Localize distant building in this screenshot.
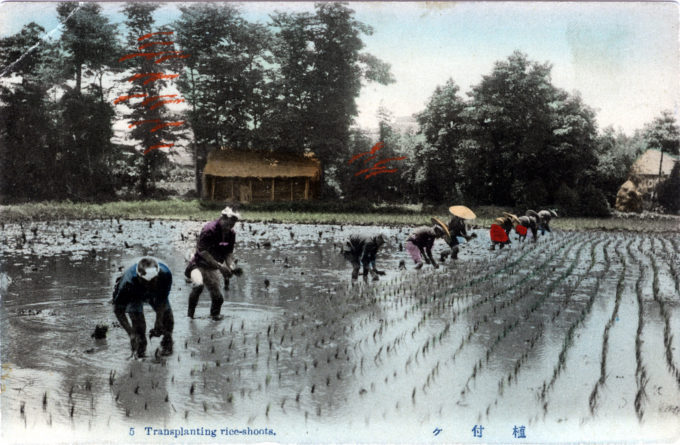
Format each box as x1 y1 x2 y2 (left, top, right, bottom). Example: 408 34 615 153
629 149 678 198
202 149 321 202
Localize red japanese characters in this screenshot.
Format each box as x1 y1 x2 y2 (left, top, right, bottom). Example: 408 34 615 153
349 142 407 179
115 31 188 155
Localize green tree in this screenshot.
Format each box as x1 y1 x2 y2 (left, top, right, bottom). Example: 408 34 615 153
0 23 59 201
643 110 680 178
52 3 120 200
121 3 177 197
415 79 468 203
56 3 120 96
657 162 680 213
464 51 599 210
341 106 404 202
466 52 556 205
58 88 117 199
268 3 395 195
267 11 317 155
174 3 271 194
592 127 645 205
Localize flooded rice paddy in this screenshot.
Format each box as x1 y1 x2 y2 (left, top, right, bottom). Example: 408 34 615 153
1 219 679 443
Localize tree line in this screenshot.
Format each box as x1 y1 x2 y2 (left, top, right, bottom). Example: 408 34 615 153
353 54 678 215
1 3 678 214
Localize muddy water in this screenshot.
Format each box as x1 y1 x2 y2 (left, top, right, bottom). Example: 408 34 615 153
1 220 679 443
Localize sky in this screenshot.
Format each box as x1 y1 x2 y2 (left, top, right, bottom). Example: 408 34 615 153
1 1 678 135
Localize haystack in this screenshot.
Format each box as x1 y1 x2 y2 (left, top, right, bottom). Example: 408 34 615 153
615 180 643 213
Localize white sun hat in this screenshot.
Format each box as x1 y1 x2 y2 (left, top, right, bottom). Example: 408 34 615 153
137 257 160 281
221 206 241 220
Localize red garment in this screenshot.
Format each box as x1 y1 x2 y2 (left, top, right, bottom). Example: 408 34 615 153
515 225 528 236
490 224 509 243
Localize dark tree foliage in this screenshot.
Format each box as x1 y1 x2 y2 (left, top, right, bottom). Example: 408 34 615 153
121 3 176 197
268 3 395 195
56 3 120 96
657 162 680 213
339 107 404 202
0 23 60 201
416 51 603 214
267 11 316 154
2 6 668 209
466 52 561 205
414 79 468 203
592 127 645 206
52 3 120 199
58 88 117 199
335 129 375 200
174 3 272 194
644 110 680 179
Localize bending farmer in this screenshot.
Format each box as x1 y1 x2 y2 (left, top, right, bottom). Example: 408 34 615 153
343 233 386 281
490 213 520 250
113 257 174 358
406 225 446 269
537 209 558 235
446 215 477 260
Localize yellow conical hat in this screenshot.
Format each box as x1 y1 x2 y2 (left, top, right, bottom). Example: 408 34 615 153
503 212 521 226
431 217 451 237
449 205 476 220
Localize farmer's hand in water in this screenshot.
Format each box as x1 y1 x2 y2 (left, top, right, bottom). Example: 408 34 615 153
149 327 162 338
219 264 233 277
468 233 478 239
374 269 386 276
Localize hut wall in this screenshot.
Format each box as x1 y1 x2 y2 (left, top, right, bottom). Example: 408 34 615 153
204 175 319 202
251 178 271 202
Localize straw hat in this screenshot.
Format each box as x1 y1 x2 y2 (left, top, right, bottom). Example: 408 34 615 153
502 212 521 226
449 205 476 220
431 217 451 239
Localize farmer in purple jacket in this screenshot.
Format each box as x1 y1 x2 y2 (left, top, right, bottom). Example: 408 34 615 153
185 207 240 320
406 224 446 269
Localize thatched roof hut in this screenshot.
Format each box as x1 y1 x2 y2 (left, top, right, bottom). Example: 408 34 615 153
629 149 678 196
631 149 677 177
202 149 321 202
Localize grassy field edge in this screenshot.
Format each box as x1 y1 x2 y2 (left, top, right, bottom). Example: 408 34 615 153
1 199 678 232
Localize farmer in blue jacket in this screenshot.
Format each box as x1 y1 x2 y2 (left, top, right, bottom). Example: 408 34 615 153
113 257 174 358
